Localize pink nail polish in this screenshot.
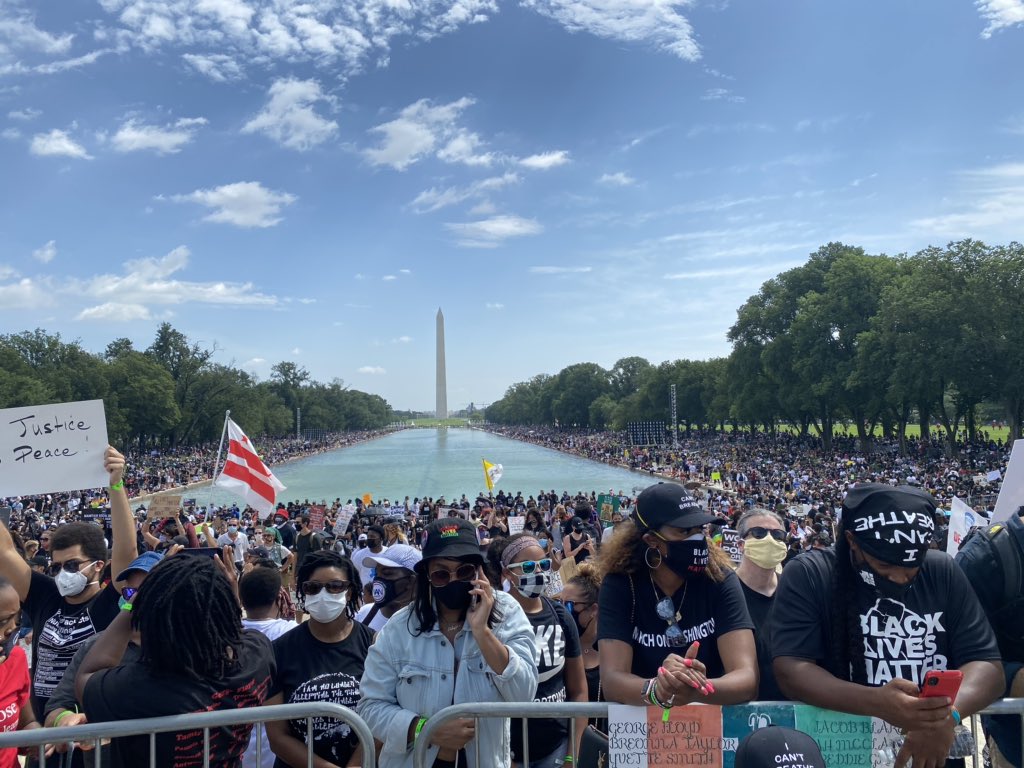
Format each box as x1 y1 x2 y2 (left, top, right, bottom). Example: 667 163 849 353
705 683 715 695
690 681 700 689
658 667 667 676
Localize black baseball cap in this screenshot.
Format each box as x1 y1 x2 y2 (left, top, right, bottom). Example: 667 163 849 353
735 726 826 768
632 482 718 532
417 518 483 570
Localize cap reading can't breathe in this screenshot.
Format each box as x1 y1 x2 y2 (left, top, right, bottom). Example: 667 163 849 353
734 726 826 768
842 483 936 566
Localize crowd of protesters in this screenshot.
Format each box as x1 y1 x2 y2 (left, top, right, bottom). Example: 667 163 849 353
0 432 1021 768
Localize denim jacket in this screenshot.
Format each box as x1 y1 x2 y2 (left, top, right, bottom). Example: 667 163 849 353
358 592 539 768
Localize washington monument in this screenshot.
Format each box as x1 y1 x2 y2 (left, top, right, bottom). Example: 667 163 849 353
436 308 448 419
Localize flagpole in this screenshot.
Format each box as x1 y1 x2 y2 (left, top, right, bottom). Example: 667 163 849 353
206 410 230 523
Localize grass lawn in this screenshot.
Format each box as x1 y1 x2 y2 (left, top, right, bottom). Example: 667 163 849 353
409 418 472 427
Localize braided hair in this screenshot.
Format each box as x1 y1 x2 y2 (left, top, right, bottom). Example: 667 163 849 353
829 522 868 684
295 550 362 619
131 555 242 681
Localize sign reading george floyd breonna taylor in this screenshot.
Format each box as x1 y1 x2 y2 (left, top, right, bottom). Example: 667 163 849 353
0 399 109 497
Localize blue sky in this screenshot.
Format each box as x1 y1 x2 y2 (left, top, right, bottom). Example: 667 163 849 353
1 0 1022 413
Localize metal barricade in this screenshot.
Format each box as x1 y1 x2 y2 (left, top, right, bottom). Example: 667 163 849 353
413 701 607 768
413 699 1024 768
0 701 376 768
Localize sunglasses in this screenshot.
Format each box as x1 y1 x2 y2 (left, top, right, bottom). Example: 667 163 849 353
302 580 350 596
745 527 787 542
558 599 591 615
656 597 686 647
47 559 97 577
507 558 552 575
428 563 477 588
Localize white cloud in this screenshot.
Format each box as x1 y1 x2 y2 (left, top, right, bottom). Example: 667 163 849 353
243 357 266 367
911 161 1024 235
32 240 56 263
111 117 207 154
437 129 493 166
519 150 570 170
0 277 51 309
664 266 755 280
0 11 74 56
364 97 479 170
468 200 496 216
598 171 635 187
393 335 412 343
291 347 301 355
0 128 19 140
7 108 41 121
358 365 386 374
521 0 700 60
529 265 592 274
169 181 297 227
182 53 243 81
702 87 744 103
445 214 543 247
0 265 18 280
298 297 316 304
382 274 397 280
411 172 520 213
29 129 92 159
399 268 411 274
242 78 338 151
485 302 504 309
76 302 152 322
977 0 1024 37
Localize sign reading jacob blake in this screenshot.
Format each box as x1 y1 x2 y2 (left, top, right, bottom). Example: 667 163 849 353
0 399 109 497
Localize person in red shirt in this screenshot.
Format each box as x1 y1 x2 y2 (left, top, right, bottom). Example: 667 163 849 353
0 576 41 767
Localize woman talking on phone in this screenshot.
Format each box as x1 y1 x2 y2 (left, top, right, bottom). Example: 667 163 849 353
359 518 537 768
596 482 757 710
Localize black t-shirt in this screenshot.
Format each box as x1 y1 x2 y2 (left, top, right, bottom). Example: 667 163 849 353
770 549 1001 686
739 581 786 701
598 570 753 681
23 571 120 715
511 598 581 761
84 630 275 768
270 620 374 768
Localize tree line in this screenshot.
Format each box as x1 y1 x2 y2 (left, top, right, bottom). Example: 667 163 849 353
484 240 1024 454
0 323 394 447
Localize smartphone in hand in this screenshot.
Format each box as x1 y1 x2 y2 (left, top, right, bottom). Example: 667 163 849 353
920 670 963 700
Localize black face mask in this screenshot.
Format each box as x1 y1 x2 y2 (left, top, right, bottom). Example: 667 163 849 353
570 605 591 638
660 536 709 579
855 557 914 602
372 575 411 606
434 580 474 611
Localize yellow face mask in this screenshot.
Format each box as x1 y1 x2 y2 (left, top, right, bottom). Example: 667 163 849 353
743 535 788 570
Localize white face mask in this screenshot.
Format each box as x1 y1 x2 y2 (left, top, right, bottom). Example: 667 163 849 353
55 562 97 598
304 590 348 623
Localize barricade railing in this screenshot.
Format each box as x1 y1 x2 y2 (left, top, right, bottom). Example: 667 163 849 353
413 699 1024 768
0 702 376 768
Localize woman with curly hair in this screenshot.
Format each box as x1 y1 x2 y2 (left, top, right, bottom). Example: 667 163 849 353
596 482 757 709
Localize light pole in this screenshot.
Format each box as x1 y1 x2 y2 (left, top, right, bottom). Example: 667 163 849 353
670 384 678 448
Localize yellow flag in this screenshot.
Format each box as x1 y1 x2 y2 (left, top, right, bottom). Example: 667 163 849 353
482 459 503 491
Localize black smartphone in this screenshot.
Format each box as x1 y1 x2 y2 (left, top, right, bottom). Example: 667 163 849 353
180 547 222 558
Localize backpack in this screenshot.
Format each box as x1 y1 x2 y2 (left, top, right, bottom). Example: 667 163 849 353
955 512 1024 661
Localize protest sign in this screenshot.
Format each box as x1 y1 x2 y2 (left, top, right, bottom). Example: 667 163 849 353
947 496 984 555
598 493 620 522
993 439 1024 523
82 509 111 524
0 399 109 497
508 516 525 535
146 494 183 521
719 527 743 563
308 505 326 531
334 504 356 537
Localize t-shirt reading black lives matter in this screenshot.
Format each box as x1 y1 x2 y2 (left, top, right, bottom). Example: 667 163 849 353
23 571 119 715
598 570 753 681
270 620 374 768
511 597 582 762
83 630 275 768
770 549 1001 686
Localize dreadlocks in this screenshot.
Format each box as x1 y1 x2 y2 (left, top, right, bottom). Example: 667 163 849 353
830 521 868 684
132 555 242 681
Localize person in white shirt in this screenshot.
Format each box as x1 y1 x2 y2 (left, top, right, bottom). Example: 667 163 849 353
239 567 297 768
217 520 249 570
352 525 387 586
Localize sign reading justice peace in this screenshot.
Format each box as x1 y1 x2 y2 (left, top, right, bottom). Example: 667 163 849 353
0 399 109 497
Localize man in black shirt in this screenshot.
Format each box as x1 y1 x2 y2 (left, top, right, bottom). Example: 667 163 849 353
772 484 1003 767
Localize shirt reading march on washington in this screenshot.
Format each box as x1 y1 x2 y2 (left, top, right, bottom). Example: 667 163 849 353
23 571 119 716
770 549 1001 686
598 570 753 680
83 631 275 768
270 620 374 768
511 597 581 763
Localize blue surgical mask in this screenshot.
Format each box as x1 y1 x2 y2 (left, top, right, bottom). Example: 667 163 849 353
228 525 238 534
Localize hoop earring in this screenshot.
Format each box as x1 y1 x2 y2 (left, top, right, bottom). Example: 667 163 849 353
645 547 662 569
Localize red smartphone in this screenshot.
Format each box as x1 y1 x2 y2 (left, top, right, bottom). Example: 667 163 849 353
920 670 963 700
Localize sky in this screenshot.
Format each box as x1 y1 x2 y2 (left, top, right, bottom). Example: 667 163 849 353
0 1 1022 413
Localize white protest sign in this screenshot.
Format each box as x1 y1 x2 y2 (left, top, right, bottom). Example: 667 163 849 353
993 440 1024 523
334 504 357 537
508 516 525 535
0 399 109 497
946 496 986 555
